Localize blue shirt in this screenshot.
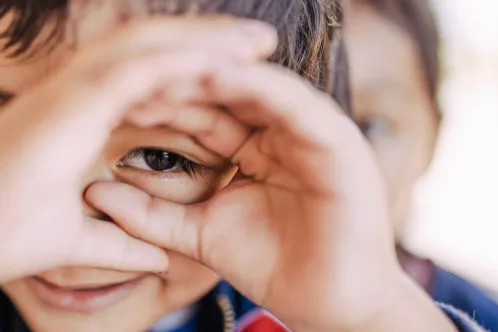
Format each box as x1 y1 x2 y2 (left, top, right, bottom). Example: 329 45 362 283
0 279 493 332
433 268 498 331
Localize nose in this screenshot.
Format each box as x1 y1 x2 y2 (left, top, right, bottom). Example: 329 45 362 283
82 158 115 220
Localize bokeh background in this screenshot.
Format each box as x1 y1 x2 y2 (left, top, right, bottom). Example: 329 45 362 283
405 0 498 294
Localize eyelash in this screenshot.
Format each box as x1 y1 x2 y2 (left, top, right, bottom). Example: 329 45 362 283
117 148 205 179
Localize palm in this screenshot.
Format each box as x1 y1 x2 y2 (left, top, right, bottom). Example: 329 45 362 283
195 131 327 314
193 126 395 326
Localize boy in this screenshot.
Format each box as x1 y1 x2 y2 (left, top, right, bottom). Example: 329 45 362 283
345 0 498 329
0 0 483 331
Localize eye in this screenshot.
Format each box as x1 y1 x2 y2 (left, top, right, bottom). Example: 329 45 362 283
358 116 391 143
117 148 205 178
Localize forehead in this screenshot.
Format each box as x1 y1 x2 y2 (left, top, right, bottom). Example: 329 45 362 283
0 0 205 92
0 0 278 91
345 6 422 95
0 16 70 92
0 1 126 92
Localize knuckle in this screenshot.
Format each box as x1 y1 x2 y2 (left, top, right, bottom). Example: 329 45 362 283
197 109 221 139
134 194 155 235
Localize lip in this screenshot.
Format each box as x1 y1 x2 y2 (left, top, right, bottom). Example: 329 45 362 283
28 276 145 313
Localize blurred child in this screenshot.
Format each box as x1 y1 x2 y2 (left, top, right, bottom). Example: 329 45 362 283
346 0 498 329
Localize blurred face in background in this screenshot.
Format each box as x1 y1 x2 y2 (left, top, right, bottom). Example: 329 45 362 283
345 3 440 238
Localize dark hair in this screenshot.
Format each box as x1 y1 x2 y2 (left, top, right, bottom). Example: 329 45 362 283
0 0 351 113
367 0 440 106
0 1 349 96
329 33 351 115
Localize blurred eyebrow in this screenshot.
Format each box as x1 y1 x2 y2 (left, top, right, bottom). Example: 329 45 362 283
364 80 402 94
361 81 409 102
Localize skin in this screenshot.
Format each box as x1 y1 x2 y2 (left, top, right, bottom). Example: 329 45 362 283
344 4 440 237
0 10 458 332
0 15 273 332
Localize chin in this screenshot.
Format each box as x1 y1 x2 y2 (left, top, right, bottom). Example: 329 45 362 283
3 274 163 332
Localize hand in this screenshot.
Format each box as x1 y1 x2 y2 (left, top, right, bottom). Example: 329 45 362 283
87 61 457 332
0 16 276 283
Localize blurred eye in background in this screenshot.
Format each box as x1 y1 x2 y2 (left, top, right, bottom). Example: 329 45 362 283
358 116 392 143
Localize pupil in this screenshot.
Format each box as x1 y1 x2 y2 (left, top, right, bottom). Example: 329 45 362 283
144 149 178 172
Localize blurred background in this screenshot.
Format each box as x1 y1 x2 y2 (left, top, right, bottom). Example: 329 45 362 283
406 0 498 295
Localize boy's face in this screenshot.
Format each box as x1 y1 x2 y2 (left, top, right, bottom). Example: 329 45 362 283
0 14 237 332
345 5 439 237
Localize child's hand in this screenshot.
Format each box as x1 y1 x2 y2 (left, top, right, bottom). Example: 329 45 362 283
0 17 276 283
87 62 456 331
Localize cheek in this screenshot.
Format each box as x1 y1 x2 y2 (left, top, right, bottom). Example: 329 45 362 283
370 133 418 226
372 130 432 233
116 166 238 205
371 133 411 196
121 173 220 203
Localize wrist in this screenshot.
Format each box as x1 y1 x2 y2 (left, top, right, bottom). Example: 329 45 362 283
349 272 458 332
289 271 457 332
